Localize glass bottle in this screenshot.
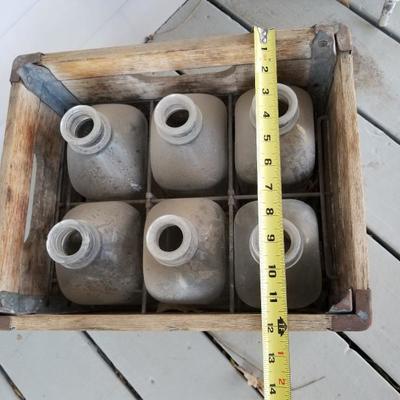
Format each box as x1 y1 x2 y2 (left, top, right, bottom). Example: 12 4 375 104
60 104 147 200
234 199 322 309
143 198 226 304
46 201 143 305
150 94 227 192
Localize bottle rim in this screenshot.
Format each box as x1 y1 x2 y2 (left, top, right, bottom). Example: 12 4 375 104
153 94 202 145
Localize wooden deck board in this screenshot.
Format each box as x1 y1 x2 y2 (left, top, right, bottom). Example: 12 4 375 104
0 370 19 400
212 330 400 398
348 237 400 384
0 332 134 400
89 331 260 399
348 0 400 37
214 0 400 141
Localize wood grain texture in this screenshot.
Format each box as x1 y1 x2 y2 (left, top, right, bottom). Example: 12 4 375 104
20 102 62 295
326 52 369 300
2 313 333 331
211 330 400 398
89 331 259 399
62 60 311 104
40 29 315 81
0 83 41 293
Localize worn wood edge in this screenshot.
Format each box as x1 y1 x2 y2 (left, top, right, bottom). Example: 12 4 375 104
0 313 333 331
0 83 41 293
20 102 62 296
332 289 371 331
335 23 353 52
10 52 42 82
40 28 315 81
327 51 369 292
62 59 311 103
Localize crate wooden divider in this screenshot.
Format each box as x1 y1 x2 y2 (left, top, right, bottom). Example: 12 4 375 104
0 25 370 331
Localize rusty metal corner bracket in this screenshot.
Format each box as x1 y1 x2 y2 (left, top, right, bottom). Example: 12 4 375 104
12 60 80 115
331 289 372 331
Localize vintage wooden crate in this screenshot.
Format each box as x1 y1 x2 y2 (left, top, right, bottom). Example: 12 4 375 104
0 24 370 331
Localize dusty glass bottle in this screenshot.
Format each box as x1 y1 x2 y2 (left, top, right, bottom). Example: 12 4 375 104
60 104 147 200
235 84 315 187
143 198 226 304
150 93 227 192
46 202 143 305
234 200 322 309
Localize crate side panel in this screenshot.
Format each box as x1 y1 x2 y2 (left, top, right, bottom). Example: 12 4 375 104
61 60 311 104
20 102 62 295
4 313 333 331
327 52 368 297
39 30 315 81
0 83 41 293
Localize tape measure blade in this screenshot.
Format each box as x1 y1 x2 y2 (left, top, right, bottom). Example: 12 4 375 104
254 26 291 400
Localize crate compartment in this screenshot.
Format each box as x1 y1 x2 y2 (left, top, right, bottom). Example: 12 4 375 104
0 25 370 331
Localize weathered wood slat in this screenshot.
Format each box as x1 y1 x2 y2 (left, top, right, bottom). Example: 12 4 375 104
211 329 400 398
62 61 310 104
0 83 41 293
3 313 333 331
0 331 134 400
20 102 62 295
89 331 260 399
216 0 400 140
39 29 315 81
326 51 368 297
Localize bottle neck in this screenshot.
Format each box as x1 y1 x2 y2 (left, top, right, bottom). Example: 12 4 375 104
46 219 102 269
153 94 203 145
249 219 304 269
146 214 199 267
250 84 300 135
60 105 112 154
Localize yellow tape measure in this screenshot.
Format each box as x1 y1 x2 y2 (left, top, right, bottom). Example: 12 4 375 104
254 27 291 399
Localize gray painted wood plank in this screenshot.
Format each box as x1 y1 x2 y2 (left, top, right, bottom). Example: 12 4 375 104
0 370 20 400
89 331 260 399
0 332 134 400
212 328 400 398
348 0 400 37
359 116 400 255
348 237 400 384
215 0 400 141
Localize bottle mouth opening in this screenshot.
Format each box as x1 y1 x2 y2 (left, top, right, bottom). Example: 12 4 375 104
154 94 202 145
75 118 94 138
249 84 299 135
158 224 184 252
146 214 198 267
46 219 101 269
166 109 190 128
62 229 83 256
249 219 303 269
60 105 112 154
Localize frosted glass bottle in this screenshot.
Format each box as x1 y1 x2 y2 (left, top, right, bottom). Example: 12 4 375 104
234 200 322 309
150 94 227 192
143 198 226 304
60 104 147 200
235 84 315 187
46 202 143 305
